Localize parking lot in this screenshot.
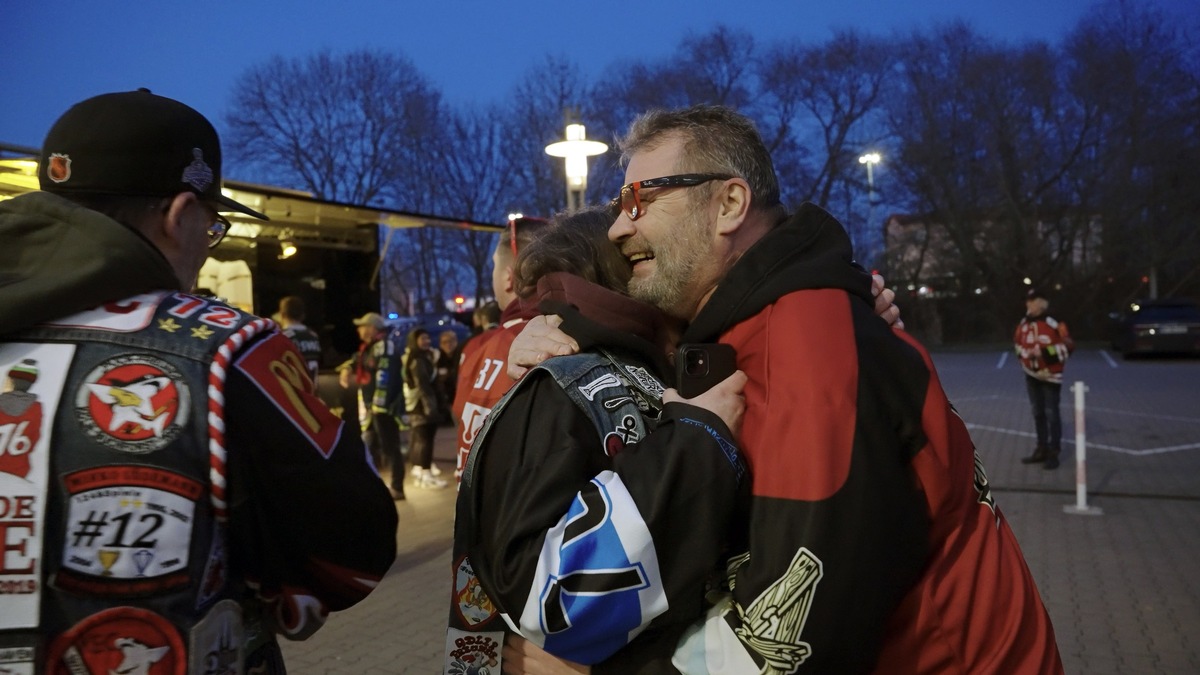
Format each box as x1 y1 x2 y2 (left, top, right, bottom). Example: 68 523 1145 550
283 348 1200 674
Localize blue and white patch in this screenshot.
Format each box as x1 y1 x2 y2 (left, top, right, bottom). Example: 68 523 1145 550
518 470 665 664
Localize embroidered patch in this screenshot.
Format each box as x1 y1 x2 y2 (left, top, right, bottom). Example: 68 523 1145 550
233 332 343 457
45 292 165 332
0 343 75 631
46 606 186 675
189 599 243 675
182 148 214 192
444 627 502 675
602 414 641 458
622 365 665 398
57 466 199 596
75 355 190 454
0 642 35 673
453 555 498 627
577 373 621 401
46 153 71 183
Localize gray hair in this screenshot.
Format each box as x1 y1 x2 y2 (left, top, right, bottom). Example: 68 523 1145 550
619 105 781 212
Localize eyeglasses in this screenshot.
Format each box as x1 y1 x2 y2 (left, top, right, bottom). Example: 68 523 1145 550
609 173 734 221
201 202 231 249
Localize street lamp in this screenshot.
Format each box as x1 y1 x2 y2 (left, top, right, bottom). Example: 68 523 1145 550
545 118 608 211
858 152 882 233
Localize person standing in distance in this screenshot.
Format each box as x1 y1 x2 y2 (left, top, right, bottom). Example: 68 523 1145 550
277 295 322 381
0 89 397 674
1013 287 1074 470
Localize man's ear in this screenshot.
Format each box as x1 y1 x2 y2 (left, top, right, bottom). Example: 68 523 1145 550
161 191 199 245
714 178 751 235
503 265 516 295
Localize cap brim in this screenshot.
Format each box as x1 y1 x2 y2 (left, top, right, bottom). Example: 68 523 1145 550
216 193 269 221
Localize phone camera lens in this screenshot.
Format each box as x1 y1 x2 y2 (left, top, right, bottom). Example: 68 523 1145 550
684 348 709 377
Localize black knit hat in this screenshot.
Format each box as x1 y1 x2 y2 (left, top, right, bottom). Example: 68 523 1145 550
1026 287 1048 301
39 88 267 220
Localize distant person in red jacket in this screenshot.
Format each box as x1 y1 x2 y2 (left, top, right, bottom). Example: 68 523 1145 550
1013 287 1074 470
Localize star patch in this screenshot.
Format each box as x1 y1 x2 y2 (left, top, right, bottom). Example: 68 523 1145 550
158 318 182 333
191 325 214 340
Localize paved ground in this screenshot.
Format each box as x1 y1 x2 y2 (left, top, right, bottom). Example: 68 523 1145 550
282 349 1200 674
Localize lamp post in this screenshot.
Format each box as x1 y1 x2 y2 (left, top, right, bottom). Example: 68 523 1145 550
858 152 882 246
545 114 608 211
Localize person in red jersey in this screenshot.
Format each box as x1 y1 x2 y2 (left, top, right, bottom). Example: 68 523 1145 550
1013 287 1074 470
450 216 551 483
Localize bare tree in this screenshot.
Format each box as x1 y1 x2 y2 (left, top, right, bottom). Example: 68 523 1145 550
1064 0 1200 304
225 49 443 206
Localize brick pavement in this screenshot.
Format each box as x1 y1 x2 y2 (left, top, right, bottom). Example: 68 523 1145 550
282 349 1200 674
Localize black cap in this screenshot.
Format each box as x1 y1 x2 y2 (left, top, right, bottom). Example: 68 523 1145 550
39 89 267 220
1026 287 1048 301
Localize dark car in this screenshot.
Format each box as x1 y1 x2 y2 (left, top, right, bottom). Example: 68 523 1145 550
1110 298 1200 357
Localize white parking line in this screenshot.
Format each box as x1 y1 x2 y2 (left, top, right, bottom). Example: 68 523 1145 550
996 351 1008 369
965 423 1200 456
1099 350 1119 368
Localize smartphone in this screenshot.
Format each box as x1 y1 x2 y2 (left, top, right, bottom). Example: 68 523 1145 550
675 343 738 398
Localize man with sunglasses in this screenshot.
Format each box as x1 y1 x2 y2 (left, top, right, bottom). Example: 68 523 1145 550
0 90 398 674
505 105 1061 673
449 215 551 483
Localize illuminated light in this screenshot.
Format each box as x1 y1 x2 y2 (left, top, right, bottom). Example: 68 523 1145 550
545 120 608 210
454 295 465 306
1023 277 1032 285
975 288 983 295
388 313 399 320
858 152 881 166
277 228 297 259
507 212 524 221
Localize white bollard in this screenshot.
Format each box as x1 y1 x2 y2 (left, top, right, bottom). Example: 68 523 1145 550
1064 380 1103 516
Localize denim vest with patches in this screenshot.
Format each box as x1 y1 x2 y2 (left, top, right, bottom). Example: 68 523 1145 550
0 291 275 675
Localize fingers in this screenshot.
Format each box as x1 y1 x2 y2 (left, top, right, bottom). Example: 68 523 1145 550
871 273 885 297
507 314 580 379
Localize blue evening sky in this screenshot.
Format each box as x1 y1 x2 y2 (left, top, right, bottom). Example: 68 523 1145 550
2 0 1195 151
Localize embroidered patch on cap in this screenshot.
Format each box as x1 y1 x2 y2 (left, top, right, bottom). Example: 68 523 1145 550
46 153 71 183
181 148 213 192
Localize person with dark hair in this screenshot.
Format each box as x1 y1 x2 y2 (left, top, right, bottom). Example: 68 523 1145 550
0 89 397 674
450 216 552 482
472 301 502 334
445 206 747 673
505 105 1061 674
434 329 461 428
403 327 447 488
277 295 321 380
1013 287 1074 469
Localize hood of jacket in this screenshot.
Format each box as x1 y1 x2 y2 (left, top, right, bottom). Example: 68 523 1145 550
682 202 874 344
0 191 182 335
534 272 682 383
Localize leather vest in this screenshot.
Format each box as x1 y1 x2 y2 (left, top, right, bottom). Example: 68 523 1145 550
0 291 274 674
